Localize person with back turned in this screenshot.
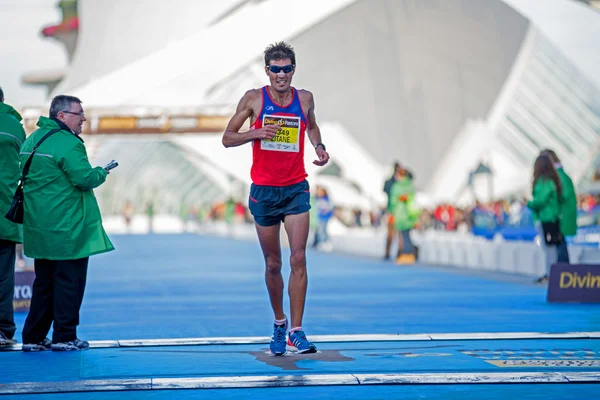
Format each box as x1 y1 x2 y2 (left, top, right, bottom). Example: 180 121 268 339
541 149 577 264
527 154 562 284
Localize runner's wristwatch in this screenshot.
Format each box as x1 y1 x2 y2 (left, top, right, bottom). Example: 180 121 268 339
315 143 326 151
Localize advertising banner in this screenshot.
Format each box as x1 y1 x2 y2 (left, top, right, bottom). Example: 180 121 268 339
547 264 600 303
14 270 35 312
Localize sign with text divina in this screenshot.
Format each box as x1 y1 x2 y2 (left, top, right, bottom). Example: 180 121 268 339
547 264 600 303
14 270 35 312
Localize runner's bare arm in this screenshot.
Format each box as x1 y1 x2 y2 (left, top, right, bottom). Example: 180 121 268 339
222 90 277 148
302 91 329 166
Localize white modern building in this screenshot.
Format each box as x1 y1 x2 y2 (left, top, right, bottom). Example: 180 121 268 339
28 0 600 214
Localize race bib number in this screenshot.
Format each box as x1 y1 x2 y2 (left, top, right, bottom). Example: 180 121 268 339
260 115 300 152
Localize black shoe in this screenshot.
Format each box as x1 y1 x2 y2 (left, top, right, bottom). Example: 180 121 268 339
0 331 17 347
22 338 52 352
533 275 548 284
52 338 90 351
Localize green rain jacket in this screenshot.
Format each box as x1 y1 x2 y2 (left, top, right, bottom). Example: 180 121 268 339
527 177 560 224
390 177 420 231
0 103 26 243
556 167 577 236
20 117 114 260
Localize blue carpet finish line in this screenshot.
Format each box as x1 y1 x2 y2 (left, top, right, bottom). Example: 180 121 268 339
4 234 600 398
2 338 600 394
1 338 600 396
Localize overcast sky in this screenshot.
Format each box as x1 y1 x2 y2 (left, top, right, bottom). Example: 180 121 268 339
1 0 599 108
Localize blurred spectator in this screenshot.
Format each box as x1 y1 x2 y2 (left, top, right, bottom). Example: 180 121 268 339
508 199 523 226
383 162 400 260
418 209 434 232
146 202 155 233
434 203 456 231
185 205 199 232
369 209 382 228
579 194 595 212
312 186 334 249
353 208 363 227
121 201 135 233
492 200 507 226
541 149 577 263
390 166 420 264
527 154 562 284
224 197 235 225
234 202 246 224
383 162 414 260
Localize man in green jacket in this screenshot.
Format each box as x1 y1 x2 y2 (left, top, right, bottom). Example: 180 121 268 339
0 87 26 347
20 95 114 352
390 167 420 264
542 149 577 263
383 162 414 260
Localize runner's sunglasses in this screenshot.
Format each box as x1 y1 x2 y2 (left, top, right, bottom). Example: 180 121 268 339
267 64 295 74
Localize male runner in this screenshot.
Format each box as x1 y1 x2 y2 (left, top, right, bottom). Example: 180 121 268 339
222 42 329 355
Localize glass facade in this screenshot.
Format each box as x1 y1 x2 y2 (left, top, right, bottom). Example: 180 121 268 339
92 138 239 215
494 33 600 187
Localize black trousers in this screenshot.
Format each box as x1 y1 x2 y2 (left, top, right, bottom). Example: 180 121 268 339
22 257 89 344
0 240 16 340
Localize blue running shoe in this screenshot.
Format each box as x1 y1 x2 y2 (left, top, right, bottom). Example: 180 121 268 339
270 318 288 356
288 330 317 354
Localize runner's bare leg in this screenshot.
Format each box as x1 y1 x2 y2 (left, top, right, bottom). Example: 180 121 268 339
283 212 310 328
255 223 285 320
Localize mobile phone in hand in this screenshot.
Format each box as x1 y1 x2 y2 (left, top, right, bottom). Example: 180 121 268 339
104 160 119 171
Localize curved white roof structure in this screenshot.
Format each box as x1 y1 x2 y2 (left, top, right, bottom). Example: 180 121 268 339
56 0 358 110
54 0 600 210
54 0 241 96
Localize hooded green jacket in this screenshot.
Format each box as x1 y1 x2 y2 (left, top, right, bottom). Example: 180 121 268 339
0 103 26 243
556 167 577 236
527 177 560 224
20 117 114 259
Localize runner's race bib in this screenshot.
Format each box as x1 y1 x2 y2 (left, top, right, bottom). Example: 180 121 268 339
261 115 300 152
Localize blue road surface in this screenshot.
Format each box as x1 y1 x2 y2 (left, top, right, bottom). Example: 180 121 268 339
13 234 600 339
4 234 600 399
